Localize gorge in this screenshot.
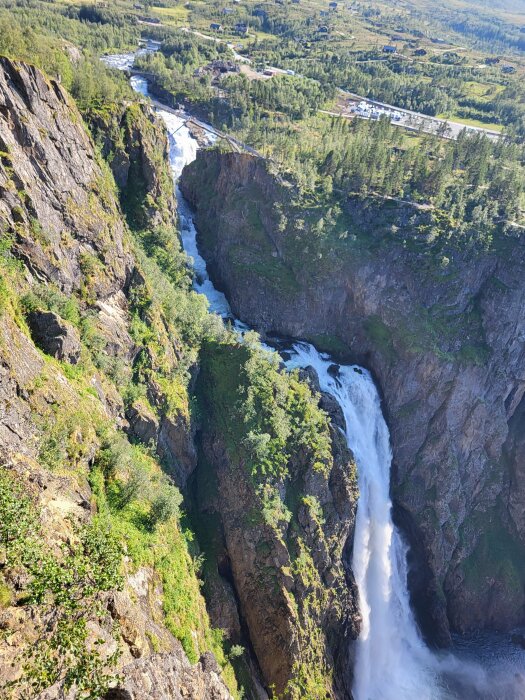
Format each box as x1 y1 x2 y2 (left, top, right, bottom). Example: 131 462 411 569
151 70 525 697
180 145 525 645
0 27 524 698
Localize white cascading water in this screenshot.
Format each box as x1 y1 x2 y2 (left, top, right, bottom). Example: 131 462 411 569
158 109 525 700
159 109 447 700
284 344 443 700
104 51 525 698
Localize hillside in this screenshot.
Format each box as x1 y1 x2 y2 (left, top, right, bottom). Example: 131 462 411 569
0 54 362 699
0 0 524 696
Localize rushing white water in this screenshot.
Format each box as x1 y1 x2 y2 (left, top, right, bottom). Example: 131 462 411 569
104 50 525 699
156 101 446 699
284 344 445 700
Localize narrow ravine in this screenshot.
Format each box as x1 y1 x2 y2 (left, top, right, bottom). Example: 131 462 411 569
104 50 525 700
158 104 462 700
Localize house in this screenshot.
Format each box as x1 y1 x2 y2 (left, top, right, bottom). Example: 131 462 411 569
210 59 239 73
382 45 396 53
210 22 223 31
502 65 516 74
318 25 329 33
414 48 427 56
329 1 338 8
292 0 300 4
235 22 248 34
222 7 235 14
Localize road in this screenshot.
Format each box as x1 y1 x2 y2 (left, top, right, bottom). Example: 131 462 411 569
180 27 252 63
148 97 262 156
111 30 502 142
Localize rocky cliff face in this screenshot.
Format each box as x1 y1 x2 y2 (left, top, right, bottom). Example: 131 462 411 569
0 56 131 297
89 101 176 230
0 57 233 699
180 148 525 643
193 342 359 699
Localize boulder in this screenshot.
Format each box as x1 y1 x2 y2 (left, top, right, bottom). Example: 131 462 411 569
127 401 159 445
27 310 82 364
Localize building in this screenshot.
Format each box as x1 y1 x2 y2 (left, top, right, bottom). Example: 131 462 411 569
318 25 329 33
382 45 396 53
210 22 223 31
414 48 427 56
502 65 516 74
329 1 338 8
222 7 235 14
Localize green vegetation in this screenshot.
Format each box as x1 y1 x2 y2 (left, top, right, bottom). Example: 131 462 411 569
196 332 348 696
0 21 238 694
88 437 240 695
0 469 123 699
0 0 524 695
199 332 332 488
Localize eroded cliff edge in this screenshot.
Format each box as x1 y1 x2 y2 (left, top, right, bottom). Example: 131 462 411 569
0 55 235 699
180 147 525 643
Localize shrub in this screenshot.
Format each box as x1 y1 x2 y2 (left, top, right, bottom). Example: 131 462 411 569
0 575 11 608
25 520 123 698
0 469 38 567
149 482 182 529
118 464 151 508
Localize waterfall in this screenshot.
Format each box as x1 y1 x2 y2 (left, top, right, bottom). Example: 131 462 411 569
103 50 525 697
159 110 445 700
284 343 443 700
158 103 523 700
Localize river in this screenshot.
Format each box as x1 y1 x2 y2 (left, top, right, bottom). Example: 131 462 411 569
103 50 525 700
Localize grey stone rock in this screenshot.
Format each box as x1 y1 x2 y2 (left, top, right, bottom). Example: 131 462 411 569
180 147 525 641
27 310 82 363
127 400 159 445
105 647 233 700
